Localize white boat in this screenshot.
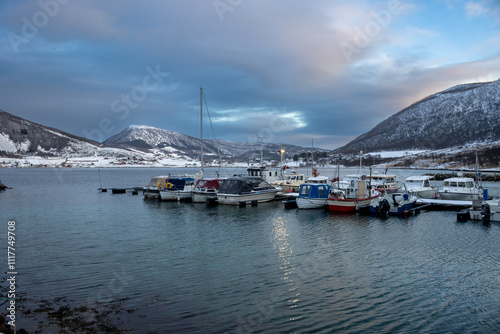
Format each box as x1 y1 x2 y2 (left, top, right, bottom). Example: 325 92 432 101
192 178 224 203
160 177 196 201
405 175 437 199
438 177 482 201
217 176 279 205
296 183 331 209
370 184 417 216
468 197 500 222
368 173 400 194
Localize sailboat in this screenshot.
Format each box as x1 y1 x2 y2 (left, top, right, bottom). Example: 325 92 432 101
160 88 205 202
191 88 225 203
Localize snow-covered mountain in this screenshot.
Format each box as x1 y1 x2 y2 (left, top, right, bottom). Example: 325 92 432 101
102 125 318 160
338 79 500 153
0 109 101 156
0 110 144 159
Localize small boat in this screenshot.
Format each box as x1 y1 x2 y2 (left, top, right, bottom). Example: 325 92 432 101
368 173 400 194
143 176 171 199
370 191 417 216
296 183 331 209
160 177 196 201
192 178 224 203
468 195 500 223
217 176 279 205
405 175 438 199
327 176 380 212
271 169 306 193
306 175 329 184
438 177 482 201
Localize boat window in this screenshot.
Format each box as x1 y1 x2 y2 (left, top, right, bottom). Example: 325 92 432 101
300 185 311 196
458 182 466 187
318 186 326 198
423 180 430 187
444 181 449 186
466 182 474 188
299 176 304 181
450 182 458 187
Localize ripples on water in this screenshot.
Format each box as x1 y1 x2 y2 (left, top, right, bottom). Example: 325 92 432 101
0 168 499 333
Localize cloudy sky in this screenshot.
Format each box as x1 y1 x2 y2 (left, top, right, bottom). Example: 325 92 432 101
1 0 499 149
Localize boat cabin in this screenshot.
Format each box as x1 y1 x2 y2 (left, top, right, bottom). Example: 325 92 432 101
164 177 195 191
145 176 171 189
442 177 475 190
299 183 331 199
195 178 223 189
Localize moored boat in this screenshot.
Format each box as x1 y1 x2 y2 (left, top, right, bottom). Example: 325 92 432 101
143 175 171 199
160 177 196 201
405 175 437 199
327 176 380 212
296 183 331 209
192 178 224 203
438 177 482 201
370 190 417 216
368 173 400 194
217 176 279 205
271 169 306 193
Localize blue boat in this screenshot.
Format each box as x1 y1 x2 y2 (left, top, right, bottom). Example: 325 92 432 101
296 183 331 209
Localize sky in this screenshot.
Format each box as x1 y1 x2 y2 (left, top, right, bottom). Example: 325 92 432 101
0 0 499 150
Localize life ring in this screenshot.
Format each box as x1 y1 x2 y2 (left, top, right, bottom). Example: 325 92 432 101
165 182 173 189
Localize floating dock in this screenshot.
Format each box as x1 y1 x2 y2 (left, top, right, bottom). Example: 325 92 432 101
415 198 472 210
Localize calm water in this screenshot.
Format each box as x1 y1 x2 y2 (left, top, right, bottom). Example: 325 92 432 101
1 167 500 333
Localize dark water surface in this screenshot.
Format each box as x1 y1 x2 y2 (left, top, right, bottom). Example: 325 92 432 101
1 167 499 333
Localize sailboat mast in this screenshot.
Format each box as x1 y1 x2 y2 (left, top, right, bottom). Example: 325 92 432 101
200 87 204 175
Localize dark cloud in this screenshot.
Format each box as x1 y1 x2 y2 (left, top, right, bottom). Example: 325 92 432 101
1 0 499 149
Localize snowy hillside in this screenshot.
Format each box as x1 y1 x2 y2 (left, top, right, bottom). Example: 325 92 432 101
0 110 142 159
338 79 500 152
102 125 318 160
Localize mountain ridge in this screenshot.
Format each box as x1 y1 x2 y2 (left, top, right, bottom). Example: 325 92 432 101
337 79 500 153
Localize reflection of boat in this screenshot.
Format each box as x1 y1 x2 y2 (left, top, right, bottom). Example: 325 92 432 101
370 190 417 216
327 176 380 212
296 183 331 209
217 176 279 205
405 175 437 199
438 177 482 201
160 177 196 201
143 176 170 199
192 178 224 203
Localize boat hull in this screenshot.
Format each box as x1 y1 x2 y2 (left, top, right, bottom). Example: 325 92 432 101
160 190 193 201
328 195 379 212
296 197 327 209
217 190 278 205
369 201 416 215
143 188 161 199
438 191 481 201
408 188 437 199
192 192 217 203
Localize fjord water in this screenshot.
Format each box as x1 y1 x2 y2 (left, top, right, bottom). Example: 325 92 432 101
1 167 499 333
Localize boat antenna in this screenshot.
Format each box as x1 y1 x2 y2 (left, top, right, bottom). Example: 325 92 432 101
200 87 204 177
257 135 265 168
